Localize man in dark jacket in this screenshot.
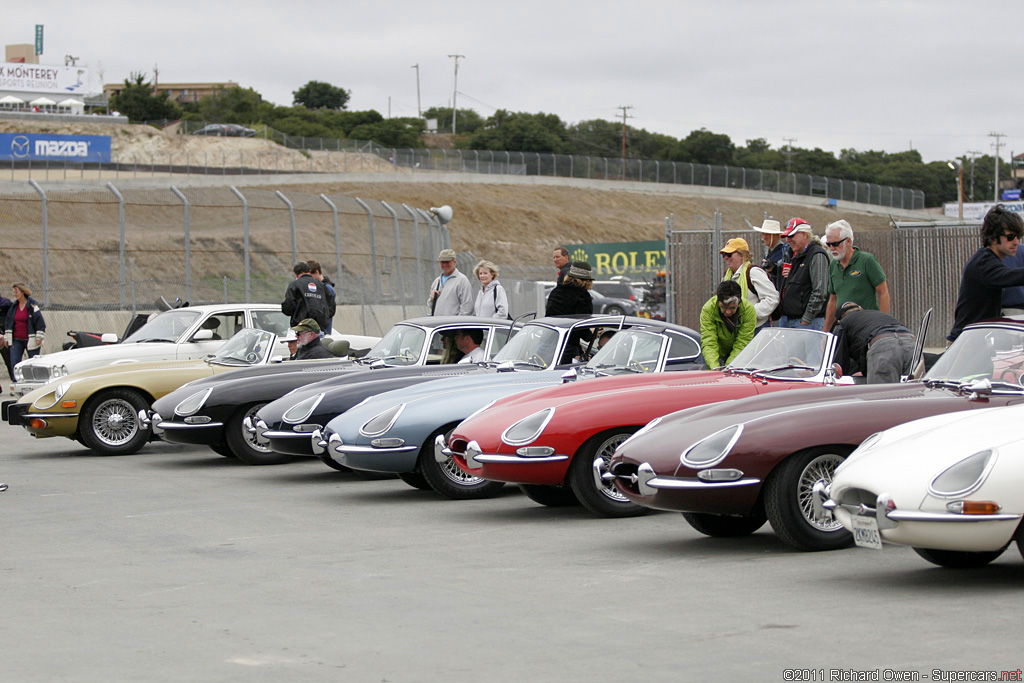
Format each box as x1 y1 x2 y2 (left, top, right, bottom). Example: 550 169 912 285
546 261 594 317
290 319 334 360
948 205 1024 343
777 218 829 330
282 262 334 332
832 302 915 384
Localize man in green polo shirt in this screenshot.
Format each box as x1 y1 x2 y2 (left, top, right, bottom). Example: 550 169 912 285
822 219 889 331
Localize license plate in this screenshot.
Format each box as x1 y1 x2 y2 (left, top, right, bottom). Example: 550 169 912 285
852 515 883 550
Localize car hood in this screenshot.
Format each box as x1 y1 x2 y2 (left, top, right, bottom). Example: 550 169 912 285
18 341 181 371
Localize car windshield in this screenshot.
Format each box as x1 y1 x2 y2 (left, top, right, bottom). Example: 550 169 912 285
583 329 664 375
363 324 426 365
207 328 277 366
926 326 1024 389
726 328 828 378
122 309 202 343
490 324 560 369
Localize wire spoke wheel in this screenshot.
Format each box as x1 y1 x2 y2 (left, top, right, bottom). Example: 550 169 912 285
92 398 140 446
798 453 845 532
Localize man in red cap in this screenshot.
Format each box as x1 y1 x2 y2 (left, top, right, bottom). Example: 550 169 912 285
776 218 829 330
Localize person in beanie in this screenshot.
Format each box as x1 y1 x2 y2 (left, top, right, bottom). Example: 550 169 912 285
546 260 594 317
699 280 756 369
428 249 474 316
290 319 333 360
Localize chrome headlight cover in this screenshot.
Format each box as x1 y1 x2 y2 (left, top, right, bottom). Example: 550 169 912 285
174 387 213 417
13 365 23 382
283 393 325 424
501 407 555 447
360 403 406 437
929 449 997 498
681 424 743 469
54 381 76 402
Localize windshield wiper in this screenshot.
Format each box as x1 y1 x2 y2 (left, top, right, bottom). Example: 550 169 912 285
750 363 815 378
923 378 962 389
724 367 755 375
210 358 250 367
511 360 546 370
136 338 176 343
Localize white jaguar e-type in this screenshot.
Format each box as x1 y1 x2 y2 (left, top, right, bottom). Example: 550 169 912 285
819 395 1024 568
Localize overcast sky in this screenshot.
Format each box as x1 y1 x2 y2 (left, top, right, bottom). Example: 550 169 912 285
12 0 1022 163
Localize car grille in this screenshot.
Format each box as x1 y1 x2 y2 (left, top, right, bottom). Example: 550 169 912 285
20 366 51 382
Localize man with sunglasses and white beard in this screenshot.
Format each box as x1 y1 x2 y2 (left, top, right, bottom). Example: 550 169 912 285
822 219 889 332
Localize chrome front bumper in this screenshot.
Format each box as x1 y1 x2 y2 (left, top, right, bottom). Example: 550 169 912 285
434 434 568 468
619 462 761 497
814 483 1023 528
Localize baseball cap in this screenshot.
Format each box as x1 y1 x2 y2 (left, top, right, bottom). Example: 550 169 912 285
437 248 457 262
781 218 813 237
290 318 321 334
719 238 749 254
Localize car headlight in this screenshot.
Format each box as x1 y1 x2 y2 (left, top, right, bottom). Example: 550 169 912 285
174 387 213 417
360 404 406 437
681 424 743 468
502 408 555 446
13 366 23 382
54 381 75 402
51 365 69 380
283 393 324 424
929 449 996 498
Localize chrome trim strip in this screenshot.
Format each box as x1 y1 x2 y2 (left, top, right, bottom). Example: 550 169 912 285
21 412 79 419
887 509 1021 523
263 430 309 440
473 453 569 464
645 475 761 490
157 421 224 430
334 443 418 455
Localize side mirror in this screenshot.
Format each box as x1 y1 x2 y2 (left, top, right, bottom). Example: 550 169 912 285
560 367 578 383
100 333 119 344
192 328 214 341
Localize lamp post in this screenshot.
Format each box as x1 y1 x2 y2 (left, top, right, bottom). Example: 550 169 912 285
948 160 964 221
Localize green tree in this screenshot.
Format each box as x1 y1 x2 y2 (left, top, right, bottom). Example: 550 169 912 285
109 72 181 123
462 110 571 153
670 128 736 166
293 80 350 110
181 86 269 124
349 118 425 147
422 106 484 135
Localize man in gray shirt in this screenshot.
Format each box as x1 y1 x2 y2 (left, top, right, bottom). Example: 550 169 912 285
428 249 474 315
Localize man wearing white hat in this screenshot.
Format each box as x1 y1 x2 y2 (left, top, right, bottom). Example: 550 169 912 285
753 218 787 291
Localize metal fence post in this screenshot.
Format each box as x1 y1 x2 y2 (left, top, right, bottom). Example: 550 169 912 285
105 183 127 308
27 180 49 307
275 190 297 266
170 186 192 302
665 214 674 325
319 194 343 299
353 197 381 302
229 186 251 302
381 202 408 319
402 203 424 301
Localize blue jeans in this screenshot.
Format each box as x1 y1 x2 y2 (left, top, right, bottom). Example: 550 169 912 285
10 339 40 368
778 316 825 331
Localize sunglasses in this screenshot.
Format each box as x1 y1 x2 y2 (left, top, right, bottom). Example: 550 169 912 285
1004 233 1021 242
825 238 848 248
721 252 739 259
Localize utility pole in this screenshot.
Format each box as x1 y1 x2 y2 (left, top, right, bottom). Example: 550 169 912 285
990 132 1006 201
966 150 982 201
617 105 633 180
782 137 797 192
153 63 159 91
411 64 421 118
447 54 464 135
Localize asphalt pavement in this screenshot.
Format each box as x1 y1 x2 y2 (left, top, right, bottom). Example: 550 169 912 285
2 428 1022 683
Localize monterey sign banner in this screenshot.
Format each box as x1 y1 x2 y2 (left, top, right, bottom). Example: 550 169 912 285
0 133 111 162
0 64 88 94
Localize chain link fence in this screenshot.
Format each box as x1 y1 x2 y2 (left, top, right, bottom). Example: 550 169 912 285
0 183 450 322
665 214 981 348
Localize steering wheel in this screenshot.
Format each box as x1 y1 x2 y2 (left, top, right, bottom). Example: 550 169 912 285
787 356 806 366
627 359 648 373
526 354 547 367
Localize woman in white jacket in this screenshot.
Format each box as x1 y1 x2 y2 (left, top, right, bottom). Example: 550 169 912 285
472 260 510 319
720 238 778 332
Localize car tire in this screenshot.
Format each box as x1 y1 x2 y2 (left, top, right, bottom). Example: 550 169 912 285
682 511 767 537
420 425 504 500
210 443 235 458
399 471 433 491
518 484 579 507
226 403 290 465
913 547 1007 569
569 429 649 518
79 388 151 456
763 446 853 551
605 305 625 316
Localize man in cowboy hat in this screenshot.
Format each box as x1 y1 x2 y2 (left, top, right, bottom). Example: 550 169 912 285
752 217 787 291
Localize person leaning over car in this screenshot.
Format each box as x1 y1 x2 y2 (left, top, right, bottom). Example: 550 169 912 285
822 219 889 331
428 249 474 316
720 237 778 333
832 302 915 384
948 205 1024 344
290 319 333 360
699 279 756 369
282 261 333 332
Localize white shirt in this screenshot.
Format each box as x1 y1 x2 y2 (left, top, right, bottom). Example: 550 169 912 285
458 345 487 364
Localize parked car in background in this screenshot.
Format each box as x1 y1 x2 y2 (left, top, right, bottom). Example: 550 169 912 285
445 327 856 518
151 316 521 463
12 303 292 396
823 404 1024 568
3 328 292 456
535 280 641 317
319 319 702 501
192 123 256 137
